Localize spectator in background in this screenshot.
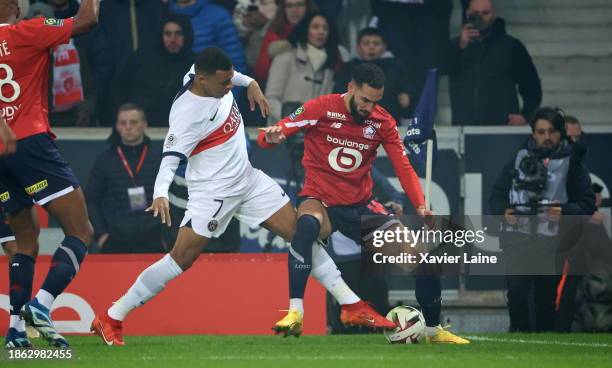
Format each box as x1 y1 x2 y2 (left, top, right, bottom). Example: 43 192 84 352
254 0 314 84
86 104 165 254
31 1 112 127
233 0 277 72
170 0 247 74
333 27 412 121
448 0 542 126
99 0 167 126
565 115 583 142
129 14 195 127
371 0 452 116
265 11 338 123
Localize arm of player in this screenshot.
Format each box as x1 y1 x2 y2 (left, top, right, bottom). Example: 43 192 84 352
382 125 426 212
73 0 99 36
256 98 322 148
232 72 271 118
0 116 16 157
148 155 181 227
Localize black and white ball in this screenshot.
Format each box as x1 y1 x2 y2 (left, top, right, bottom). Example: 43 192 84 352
383 306 426 344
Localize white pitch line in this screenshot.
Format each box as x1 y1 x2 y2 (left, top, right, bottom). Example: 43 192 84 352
464 335 612 348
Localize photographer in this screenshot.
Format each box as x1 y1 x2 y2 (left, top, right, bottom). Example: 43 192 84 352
490 107 595 332
448 0 541 126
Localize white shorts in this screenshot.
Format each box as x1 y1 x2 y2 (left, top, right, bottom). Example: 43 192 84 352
180 169 289 238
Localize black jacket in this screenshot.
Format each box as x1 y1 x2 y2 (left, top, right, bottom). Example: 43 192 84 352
85 136 163 242
448 18 542 125
98 0 168 125
490 139 595 216
129 14 195 126
333 56 414 120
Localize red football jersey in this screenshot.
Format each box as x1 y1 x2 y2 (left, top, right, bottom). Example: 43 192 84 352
0 17 73 140
258 94 425 208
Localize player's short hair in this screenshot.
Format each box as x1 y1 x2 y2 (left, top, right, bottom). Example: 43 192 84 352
117 103 146 122
195 47 233 75
352 63 385 89
357 27 386 45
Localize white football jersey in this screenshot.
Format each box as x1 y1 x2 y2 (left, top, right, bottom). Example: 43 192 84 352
163 89 252 196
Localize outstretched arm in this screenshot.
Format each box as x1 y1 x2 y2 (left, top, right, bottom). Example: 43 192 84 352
73 0 99 36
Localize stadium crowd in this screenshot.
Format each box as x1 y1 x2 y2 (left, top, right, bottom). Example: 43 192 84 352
2 0 609 335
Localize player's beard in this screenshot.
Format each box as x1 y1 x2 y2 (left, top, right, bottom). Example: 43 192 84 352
349 96 369 125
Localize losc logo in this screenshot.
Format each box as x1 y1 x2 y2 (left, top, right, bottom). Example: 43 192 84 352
328 147 362 173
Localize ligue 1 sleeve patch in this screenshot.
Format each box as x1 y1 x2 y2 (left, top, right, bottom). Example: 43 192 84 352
43 18 64 27
289 106 305 120
165 134 177 149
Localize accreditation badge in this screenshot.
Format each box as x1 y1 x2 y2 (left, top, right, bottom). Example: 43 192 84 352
127 186 147 211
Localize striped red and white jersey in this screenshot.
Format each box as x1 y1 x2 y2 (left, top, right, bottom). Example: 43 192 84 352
162 89 251 196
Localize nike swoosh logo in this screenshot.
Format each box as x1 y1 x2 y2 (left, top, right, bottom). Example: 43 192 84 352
281 192 286 197
210 109 219 121
366 318 375 324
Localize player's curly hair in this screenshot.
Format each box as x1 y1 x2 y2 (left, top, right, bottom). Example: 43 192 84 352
352 63 385 89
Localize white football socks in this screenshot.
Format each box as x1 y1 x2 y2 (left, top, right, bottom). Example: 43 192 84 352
311 242 360 305
35 289 55 310
10 315 25 332
108 254 183 321
289 298 304 314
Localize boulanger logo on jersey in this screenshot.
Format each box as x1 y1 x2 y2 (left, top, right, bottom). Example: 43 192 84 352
328 147 362 173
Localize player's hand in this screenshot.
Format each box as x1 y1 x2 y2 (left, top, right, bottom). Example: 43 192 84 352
385 201 404 217
504 208 518 225
258 126 286 144
0 118 16 156
417 205 435 228
247 81 270 118
146 197 172 227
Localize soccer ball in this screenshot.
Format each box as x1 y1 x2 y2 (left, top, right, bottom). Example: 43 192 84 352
383 306 426 344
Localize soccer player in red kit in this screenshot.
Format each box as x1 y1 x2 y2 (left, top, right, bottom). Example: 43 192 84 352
259 63 468 343
0 0 99 348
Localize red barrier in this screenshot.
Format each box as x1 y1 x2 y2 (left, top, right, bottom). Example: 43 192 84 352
0 254 327 335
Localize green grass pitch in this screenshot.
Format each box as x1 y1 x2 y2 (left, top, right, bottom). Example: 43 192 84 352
2 334 611 367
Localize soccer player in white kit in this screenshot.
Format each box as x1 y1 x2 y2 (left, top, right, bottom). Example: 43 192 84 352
90 47 297 345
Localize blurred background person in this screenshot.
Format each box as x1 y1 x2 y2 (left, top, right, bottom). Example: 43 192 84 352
129 14 195 127
448 0 541 126
170 0 247 74
333 27 412 121
254 0 314 85
98 0 167 126
86 104 165 254
265 11 338 123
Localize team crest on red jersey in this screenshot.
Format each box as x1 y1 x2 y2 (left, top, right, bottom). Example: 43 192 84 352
363 125 376 140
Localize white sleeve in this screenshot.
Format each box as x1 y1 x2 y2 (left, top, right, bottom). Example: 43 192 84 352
163 106 204 159
183 64 195 85
153 155 181 199
231 71 254 87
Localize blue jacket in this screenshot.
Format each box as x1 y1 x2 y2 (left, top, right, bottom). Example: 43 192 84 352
170 0 247 73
